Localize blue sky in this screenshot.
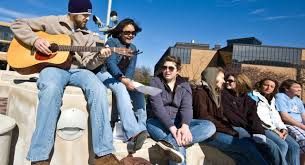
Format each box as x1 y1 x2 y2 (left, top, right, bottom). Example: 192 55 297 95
0 0 305 72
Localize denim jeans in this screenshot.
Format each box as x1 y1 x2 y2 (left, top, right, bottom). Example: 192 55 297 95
233 127 251 138
146 118 216 165
265 130 300 165
205 132 268 165
233 127 287 165
27 68 113 161
96 71 146 140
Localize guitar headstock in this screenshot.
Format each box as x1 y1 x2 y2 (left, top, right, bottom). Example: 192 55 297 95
111 47 142 57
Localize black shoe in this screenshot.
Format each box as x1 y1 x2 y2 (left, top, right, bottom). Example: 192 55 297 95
127 130 148 154
31 160 49 165
156 141 184 163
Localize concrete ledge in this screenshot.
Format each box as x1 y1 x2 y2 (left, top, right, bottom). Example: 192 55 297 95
113 138 236 165
113 138 205 165
0 70 235 165
199 144 236 165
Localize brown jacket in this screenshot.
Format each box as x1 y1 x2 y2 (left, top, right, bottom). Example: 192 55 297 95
192 85 238 136
10 15 105 70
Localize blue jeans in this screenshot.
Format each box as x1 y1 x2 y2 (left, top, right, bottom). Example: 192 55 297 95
233 127 286 165
96 71 146 140
205 132 268 165
27 68 113 161
265 130 300 165
146 118 216 165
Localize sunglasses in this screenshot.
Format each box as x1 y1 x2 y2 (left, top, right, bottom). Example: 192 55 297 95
122 31 137 36
226 79 235 83
162 65 176 72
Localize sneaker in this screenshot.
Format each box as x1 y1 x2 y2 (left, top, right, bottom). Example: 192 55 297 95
95 154 120 165
156 141 184 163
127 130 148 154
31 160 49 165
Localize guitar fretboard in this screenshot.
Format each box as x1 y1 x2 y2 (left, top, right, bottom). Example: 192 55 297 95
51 45 134 57
57 45 104 52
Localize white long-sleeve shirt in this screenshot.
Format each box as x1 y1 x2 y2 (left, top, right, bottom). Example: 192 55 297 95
250 91 287 131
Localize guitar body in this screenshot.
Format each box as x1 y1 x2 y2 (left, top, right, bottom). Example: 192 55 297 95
7 32 72 74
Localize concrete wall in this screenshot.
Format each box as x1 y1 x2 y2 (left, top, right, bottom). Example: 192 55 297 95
0 70 211 165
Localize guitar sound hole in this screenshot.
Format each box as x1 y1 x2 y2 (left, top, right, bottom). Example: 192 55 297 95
49 43 59 53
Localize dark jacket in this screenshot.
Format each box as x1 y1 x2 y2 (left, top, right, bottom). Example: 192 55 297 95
192 83 238 136
147 75 193 129
221 89 265 135
105 37 137 79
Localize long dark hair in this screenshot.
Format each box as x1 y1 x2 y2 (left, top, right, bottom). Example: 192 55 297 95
255 78 279 101
279 79 301 93
106 18 142 38
224 73 236 82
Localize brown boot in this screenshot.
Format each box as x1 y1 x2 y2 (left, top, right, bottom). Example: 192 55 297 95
31 160 50 165
95 154 120 165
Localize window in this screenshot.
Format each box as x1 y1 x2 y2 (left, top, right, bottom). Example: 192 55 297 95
170 47 191 64
232 44 301 67
0 25 13 41
0 42 9 52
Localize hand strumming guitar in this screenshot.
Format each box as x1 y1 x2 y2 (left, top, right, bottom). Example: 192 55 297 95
34 38 52 55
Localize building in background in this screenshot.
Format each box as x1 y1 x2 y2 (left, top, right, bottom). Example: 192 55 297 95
227 37 262 46
154 42 221 81
155 37 305 98
219 37 305 81
0 21 13 70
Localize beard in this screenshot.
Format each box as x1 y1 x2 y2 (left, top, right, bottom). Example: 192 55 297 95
71 15 87 29
75 20 86 29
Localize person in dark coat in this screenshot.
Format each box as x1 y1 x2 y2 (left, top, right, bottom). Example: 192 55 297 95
146 56 216 165
222 73 286 165
192 67 268 165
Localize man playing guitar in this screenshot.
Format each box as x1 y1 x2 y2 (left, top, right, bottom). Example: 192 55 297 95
10 0 120 164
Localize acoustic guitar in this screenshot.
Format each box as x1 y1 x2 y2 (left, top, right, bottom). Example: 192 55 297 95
7 31 135 75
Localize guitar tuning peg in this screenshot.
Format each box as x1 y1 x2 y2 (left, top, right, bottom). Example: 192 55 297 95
134 50 143 55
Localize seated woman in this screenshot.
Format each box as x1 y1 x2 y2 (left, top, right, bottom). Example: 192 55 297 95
146 56 216 165
276 79 305 164
192 67 268 165
248 78 300 165
222 73 285 165
95 18 147 153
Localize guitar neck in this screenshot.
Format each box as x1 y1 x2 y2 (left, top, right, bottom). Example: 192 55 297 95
57 45 106 52
56 45 133 57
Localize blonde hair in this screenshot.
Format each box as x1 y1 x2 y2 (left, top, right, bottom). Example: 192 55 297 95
235 73 253 94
